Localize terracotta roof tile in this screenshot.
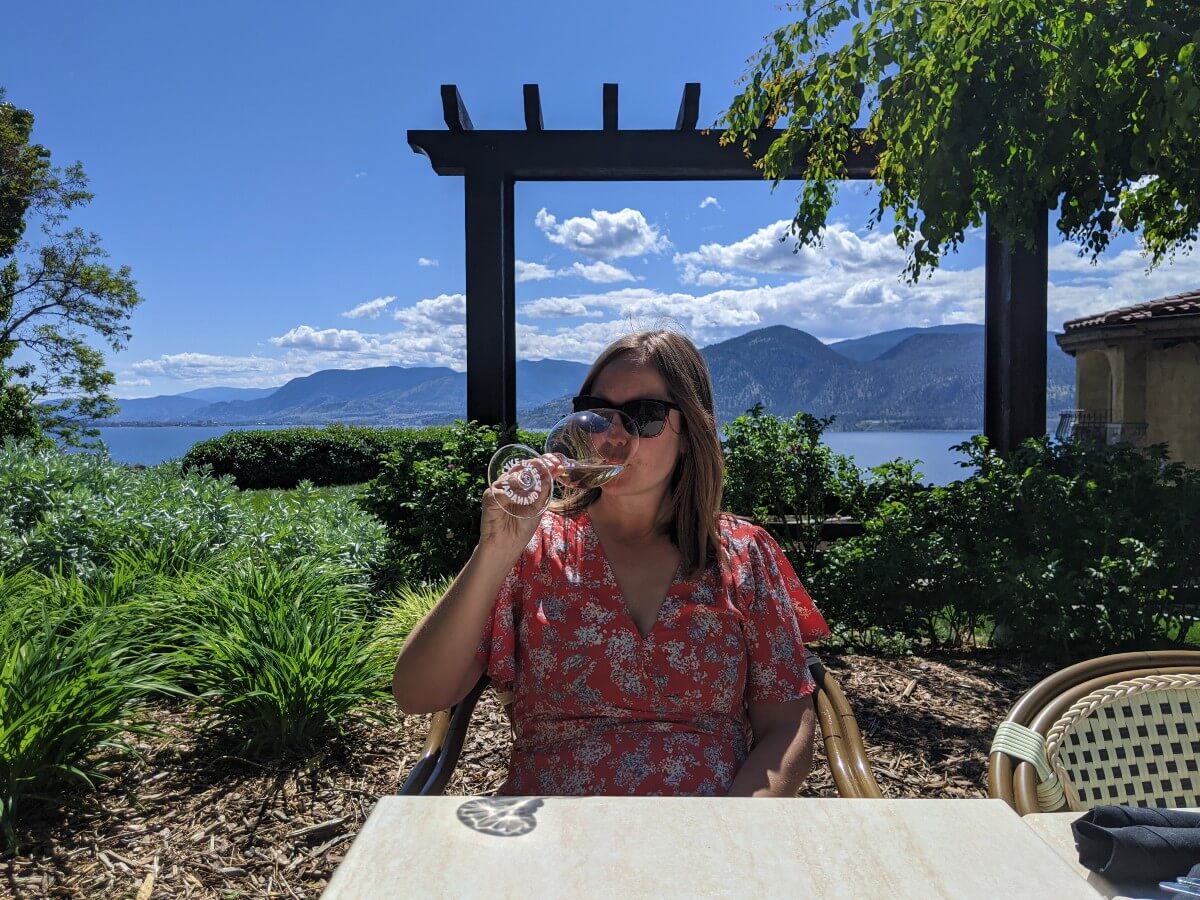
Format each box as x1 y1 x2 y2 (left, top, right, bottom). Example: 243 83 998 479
1063 290 1200 331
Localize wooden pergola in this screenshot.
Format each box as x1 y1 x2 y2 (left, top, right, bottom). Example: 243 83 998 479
408 83 1049 453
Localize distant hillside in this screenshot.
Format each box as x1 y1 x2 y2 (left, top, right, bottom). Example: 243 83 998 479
109 359 591 427
830 324 982 362
177 387 277 403
101 324 1077 431
520 325 1073 431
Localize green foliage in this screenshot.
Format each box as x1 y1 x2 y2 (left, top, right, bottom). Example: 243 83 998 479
182 424 458 490
372 577 452 684
177 557 390 758
359 420 544 585
237 480 386 577
1 90 142 447
0 570 170 845
721 0 1200 279
810 436 1200 656
0 447 246 579
722 404 862 570
0 446 387 582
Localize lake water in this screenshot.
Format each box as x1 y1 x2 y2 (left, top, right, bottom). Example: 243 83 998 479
87 426 980 484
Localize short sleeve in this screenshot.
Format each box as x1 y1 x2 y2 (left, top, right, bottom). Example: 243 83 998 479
474 528 542 691
734 525 831 703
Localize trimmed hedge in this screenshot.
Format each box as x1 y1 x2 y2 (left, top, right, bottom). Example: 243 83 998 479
181 424 460 490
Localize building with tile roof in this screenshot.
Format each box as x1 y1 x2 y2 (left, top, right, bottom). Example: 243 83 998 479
1056 290 1200 466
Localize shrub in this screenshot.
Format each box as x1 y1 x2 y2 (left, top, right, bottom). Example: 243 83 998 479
811 436 1200 656
0 572 169 844
0 447 245 579
722 405 863 571
178 557 390 757
181 424 459 490
359 421 543 585
237 481 387 579
372 577 452 683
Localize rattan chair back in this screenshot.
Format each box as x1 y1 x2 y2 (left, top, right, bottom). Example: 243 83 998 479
1046 674 1200 810
988 651 1200 815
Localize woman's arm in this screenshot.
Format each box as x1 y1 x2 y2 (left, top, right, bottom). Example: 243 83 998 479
390 544 514 715
726 696 817 797
392 455 564 715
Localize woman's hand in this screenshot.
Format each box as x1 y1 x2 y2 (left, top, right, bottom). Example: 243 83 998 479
478 453 563 560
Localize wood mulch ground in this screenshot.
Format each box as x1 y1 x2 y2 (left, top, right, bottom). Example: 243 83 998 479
3 651 1057 899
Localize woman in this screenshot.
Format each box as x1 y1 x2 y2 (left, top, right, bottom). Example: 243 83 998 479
392 330 830 797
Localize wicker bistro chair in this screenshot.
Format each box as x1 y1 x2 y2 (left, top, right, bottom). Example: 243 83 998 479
399 652 883 798
988 650 1200 816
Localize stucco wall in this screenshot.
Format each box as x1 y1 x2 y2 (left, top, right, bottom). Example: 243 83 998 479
1075 350 1111 412
1146 342 1200 467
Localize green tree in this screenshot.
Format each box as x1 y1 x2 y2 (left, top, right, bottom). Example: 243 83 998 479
721 0 1200 280
0 88 142 446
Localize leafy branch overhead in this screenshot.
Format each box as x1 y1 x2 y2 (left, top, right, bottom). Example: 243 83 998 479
721 0 1200 281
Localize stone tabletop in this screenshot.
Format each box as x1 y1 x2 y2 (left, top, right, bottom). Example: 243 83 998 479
1024 809 1200 900
323 797 1104 899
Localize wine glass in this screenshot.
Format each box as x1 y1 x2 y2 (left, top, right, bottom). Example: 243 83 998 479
486 408 640 518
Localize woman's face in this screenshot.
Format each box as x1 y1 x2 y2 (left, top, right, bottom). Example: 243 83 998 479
587 355 684 502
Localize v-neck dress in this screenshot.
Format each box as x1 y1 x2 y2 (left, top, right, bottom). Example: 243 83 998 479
474 509 831 797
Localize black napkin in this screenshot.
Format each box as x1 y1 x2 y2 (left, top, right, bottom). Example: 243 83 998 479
1071 806 1200 882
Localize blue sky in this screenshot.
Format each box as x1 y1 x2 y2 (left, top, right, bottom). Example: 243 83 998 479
5 1 1198 398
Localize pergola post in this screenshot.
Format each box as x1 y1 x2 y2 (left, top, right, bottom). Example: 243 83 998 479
984 208 1049 453
463 166 516 426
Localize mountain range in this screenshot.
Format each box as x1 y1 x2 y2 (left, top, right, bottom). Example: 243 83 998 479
105 324 1075 431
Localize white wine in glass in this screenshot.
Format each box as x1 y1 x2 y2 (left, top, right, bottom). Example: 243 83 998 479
485 408 639 518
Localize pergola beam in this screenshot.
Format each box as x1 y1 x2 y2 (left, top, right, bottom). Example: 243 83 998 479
410 128 879 180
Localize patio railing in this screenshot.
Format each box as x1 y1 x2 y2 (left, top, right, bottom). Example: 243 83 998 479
1055 409 1148 446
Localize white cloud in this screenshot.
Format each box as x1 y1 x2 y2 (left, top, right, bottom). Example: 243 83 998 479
417 257 439 267
1047 240 1200 324
521 297 606 319
699 196 721 210
271 326 371 352
674 220 907 279
564 261 640 284
129 352 291 387
516 259 639 284
515 260 556 282
342 296 396 320
354 171 368 179
535 207 670 259
392 292 465 327
678 265 757 288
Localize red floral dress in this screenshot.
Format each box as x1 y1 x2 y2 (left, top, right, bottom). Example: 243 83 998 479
475 509 831 797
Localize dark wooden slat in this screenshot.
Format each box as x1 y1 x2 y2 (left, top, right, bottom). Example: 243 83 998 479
440 84 473 131
984 209 1049 453
522 84 543 131
676 83 700 130
463 167 515 426
603 83 618 131
408 128 879 180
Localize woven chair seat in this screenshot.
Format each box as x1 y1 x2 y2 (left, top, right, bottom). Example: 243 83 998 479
1046 674 1200 811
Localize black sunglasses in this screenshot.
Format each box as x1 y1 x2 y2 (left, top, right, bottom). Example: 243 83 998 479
571 395 683 438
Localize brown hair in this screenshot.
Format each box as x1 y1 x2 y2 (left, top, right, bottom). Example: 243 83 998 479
555 330 724 577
